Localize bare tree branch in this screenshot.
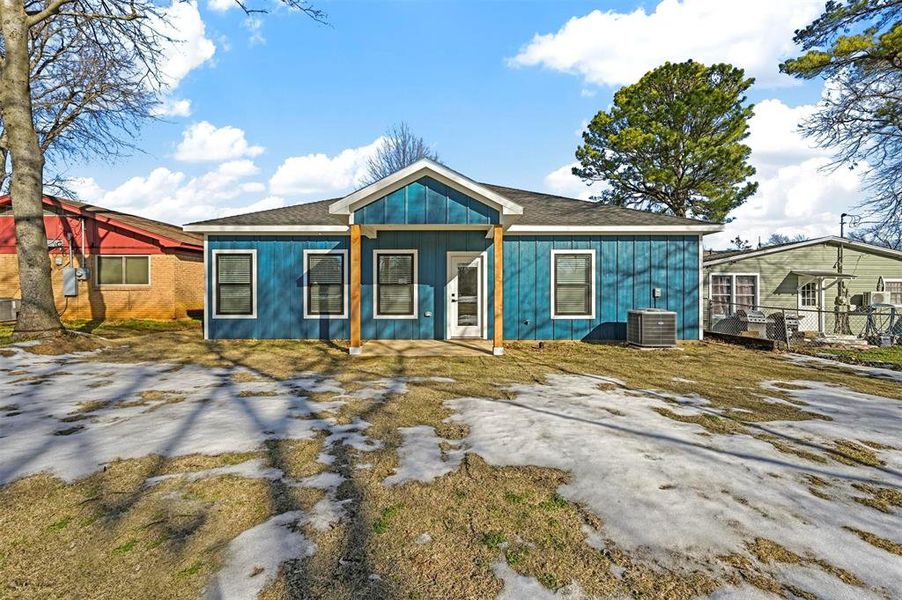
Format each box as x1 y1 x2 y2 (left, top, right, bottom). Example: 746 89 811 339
364 122 439 185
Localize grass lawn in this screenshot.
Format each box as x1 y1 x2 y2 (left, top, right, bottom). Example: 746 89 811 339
814 344 902 367
1 328 900 599
0 317 200 347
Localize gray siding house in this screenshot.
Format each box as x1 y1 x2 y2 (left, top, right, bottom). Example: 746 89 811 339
703 236 902 334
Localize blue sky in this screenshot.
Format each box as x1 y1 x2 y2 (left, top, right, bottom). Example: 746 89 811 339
66 0 858 248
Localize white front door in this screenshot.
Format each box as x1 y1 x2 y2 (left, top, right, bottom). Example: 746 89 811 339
447 253 483 338
797 278 821 332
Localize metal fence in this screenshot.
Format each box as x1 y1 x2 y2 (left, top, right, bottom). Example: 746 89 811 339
703 300 902 350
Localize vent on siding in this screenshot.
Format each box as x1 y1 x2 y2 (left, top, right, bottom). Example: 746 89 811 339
627 309 677 347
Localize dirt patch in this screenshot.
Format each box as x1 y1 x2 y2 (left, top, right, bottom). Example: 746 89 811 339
21 332 109 355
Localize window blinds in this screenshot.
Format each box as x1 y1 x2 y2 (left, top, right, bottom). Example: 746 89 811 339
217 254 253 315
554 254 591 316
377 254 414 315
308 254 344 315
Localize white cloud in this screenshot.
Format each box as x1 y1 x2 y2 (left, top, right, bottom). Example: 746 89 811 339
544 95 866 249
708 156 863 249
71 160 269 224
174 121 265 162
208 0 237 12
152 97 192 118
509 0 823 88
245 16 266 46
709 97 864 248
156 1 216 90
269 138 384 196
544 162 604 200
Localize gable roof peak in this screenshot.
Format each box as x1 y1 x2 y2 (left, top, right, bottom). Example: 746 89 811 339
328 159 524 217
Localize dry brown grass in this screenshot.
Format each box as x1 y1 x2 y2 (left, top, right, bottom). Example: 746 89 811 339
0 453 285 599
2 331 898 599
844 527 902 555
851 483 902 513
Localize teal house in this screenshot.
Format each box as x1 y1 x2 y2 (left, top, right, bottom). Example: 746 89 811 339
185 160 722 355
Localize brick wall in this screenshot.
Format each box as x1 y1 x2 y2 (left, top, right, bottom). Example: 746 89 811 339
0 251 204 321
173 252 204 318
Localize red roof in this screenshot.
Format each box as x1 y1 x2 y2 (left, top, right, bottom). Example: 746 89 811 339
0 195 203 252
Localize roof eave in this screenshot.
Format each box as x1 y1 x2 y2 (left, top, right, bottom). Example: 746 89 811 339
704 235 902 266
506 224 724 234
183 224 350 234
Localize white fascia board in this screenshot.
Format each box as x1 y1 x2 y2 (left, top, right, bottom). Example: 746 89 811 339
703 235 902 267
183 224 349 234
328 158 523 216
506 224 724 234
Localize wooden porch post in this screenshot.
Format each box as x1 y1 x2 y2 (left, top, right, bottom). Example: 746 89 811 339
349 224 362 355
493 224 504 356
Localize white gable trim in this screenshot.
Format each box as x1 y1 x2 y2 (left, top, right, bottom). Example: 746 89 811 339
328 158 523 218
704 236 902 267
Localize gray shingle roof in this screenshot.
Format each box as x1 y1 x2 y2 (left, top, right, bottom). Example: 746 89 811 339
187 185 716 228
482 184 715 227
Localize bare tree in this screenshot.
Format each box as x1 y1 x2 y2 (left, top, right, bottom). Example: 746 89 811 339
764 233 807 247
781 1 902 244
364 122 439 185
0 0 324 337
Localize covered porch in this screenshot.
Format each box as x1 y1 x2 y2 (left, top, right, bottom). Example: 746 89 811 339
346 222 506 356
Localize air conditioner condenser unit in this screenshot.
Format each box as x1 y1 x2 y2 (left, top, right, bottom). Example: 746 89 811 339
627 308 677 347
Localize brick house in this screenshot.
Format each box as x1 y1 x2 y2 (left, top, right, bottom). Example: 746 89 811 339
0 196 203 321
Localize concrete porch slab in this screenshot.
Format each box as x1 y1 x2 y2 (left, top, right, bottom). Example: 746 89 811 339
358 339 494 357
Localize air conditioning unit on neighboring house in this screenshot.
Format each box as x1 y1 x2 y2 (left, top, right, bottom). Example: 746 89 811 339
0 298 19 322
627 309 677 348
863 291 892 306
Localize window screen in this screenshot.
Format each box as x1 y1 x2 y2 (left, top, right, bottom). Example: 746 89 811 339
553 253 592 316
711 275 733 315
97 256 149 285
885 280 902 305
734 275 757 310
377 253 415 316
800 282 818 307
307 253 345 316
216 253 253 315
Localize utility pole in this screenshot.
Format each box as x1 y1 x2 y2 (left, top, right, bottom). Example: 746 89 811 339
835 213 853 334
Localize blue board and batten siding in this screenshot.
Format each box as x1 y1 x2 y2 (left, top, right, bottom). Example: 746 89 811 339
502 235 699 341
354 177 499 225
206 234 700 341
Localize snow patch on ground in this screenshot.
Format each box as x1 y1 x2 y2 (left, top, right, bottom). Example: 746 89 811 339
203 511 315 600
383 425 463 486
293 471 345 491
580 523 606 552
0 350 351 484
492 560 591 599
0 347 389 597
785 353 902 382
448 375 902 597
0 349 390 484
145 459 283 487
708 584 781 599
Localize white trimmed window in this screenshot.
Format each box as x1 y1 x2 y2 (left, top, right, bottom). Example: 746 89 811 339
374 250 417 319
304 249 347 319
800 281 818 307
95 255 150 286
551 249 595 319
213 250 256 318
710 273 759 314
884 279 902 305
